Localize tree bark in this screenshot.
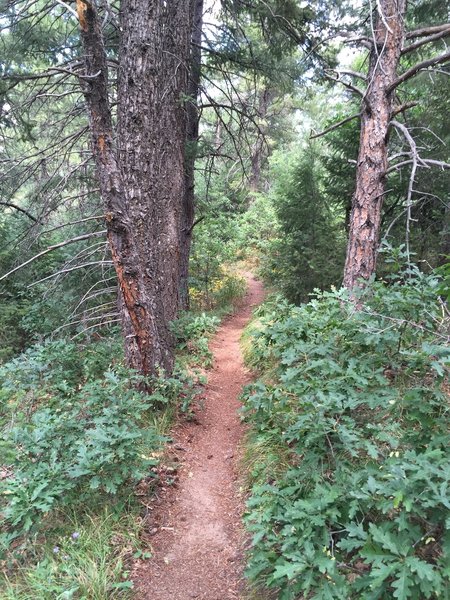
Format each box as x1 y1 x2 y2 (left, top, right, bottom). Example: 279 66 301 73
439 201 450 265
77 0 194 376
343 0 406 289
117 0 194 372
180 0 204 311
248 87 275 194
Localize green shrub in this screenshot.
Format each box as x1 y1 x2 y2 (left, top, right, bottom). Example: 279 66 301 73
0 338 195 551
242 272 450 599
237 194 280 260
171 312 221 367
436 258 450 304
256 146 346 303
0 336 123 401
0 368 165 549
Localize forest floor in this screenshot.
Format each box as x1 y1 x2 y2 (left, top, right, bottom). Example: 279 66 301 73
132 272 265 600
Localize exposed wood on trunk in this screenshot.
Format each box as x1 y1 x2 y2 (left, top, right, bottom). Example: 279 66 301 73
343 0 406 289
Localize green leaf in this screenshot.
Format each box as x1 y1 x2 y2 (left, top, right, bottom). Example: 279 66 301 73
392 565 412 600
111 580 134 590
272 561 305 580
406 557 435 582
369 524 401 556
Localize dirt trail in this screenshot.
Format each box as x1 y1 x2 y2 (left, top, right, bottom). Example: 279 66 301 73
133 273 265 600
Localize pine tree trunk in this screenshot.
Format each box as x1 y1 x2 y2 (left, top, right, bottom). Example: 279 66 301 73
249 87 274 194
116 0 194 372
343 0 406 289
180 0 204 311
77 0 194 376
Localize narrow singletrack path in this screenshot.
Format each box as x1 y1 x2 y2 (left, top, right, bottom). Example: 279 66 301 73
134 273 265 600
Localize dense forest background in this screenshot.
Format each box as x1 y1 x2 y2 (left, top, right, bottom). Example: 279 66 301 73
0 0 449 598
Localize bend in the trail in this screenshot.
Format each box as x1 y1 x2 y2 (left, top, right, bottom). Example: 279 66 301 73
133 272 265 600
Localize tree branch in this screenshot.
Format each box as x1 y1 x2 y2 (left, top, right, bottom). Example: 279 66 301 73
338 31 373 49
386 158 450 174
383 196 429 239
402 26 450 54
0 231 107 283
184 215 205 235
390 120 423 260
28 261 114 287
336 69 367 81
41 214 105 236
324 73 364 97
0 202 38 222
406 23 450 39
310 113 360 139
391 101 419 117
387 49 450 92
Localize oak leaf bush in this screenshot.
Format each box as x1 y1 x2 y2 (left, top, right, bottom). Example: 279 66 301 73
242 270 450 599
0 340 185 552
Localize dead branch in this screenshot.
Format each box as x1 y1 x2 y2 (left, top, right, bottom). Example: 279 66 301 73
388 49 450 92
53 0 79 18
340 296 450 342
391 120 420 260
383 196 429 239
184 216 206 235
41 214 105 236
28 260 114 287
386 158 450 174
0 231 107 283
334 29 373 48
391 101 419 117
310 113 360 139
336 69 367 81
324 73 364 97
71 318 121 339
71 277 117 315
406 23 450 39
402 26 450 54
0 202 38 222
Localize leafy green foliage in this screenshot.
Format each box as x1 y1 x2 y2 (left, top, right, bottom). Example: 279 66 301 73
242 271 450 599
189 216 246 311
171 312 221 367
0 338 191 550
237 194 280 260
436 259 450 303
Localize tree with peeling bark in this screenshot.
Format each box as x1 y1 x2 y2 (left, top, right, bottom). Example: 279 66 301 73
316 0 450 289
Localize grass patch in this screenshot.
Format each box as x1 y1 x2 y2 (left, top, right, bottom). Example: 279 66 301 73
1 507 141 599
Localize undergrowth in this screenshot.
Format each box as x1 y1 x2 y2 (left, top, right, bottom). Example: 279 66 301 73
241 267 450 600
0 295 232 598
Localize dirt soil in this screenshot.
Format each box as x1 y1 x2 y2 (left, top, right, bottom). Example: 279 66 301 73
133 273 265 600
